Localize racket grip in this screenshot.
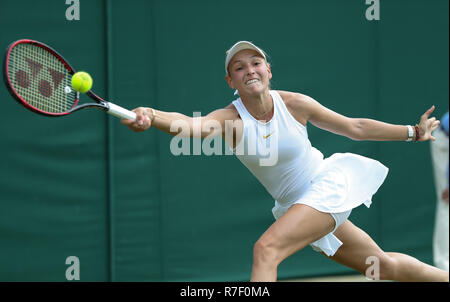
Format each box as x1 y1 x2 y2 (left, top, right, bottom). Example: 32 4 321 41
106 102 137 121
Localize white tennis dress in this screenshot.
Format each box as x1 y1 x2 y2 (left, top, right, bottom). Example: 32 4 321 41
231 90 388 256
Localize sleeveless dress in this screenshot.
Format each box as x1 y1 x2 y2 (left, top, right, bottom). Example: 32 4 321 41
231 90 388 256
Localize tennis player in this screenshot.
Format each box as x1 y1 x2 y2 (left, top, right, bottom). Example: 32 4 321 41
121 41 449 282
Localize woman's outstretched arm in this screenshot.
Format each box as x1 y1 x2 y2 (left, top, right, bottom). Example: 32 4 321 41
281 91 440 142
120 106 238 138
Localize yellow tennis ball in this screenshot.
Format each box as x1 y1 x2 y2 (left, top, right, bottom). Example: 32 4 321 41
71 71 93 93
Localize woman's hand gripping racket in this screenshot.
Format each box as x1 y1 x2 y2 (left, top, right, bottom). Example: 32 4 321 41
2 39 136 121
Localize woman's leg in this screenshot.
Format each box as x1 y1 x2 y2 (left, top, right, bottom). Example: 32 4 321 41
251 204 335 281
326 220 449 282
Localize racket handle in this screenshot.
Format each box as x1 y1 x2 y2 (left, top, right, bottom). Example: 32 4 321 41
106 102 137 121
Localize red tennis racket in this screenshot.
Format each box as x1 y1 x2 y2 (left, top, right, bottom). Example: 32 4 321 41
3 39 136 121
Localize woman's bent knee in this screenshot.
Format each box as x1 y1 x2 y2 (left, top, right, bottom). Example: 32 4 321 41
380 256 398 280
253 239 280 267
350 254 397 280
365 254 397 280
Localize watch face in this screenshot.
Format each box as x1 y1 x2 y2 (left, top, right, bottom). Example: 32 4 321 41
406 125 414 141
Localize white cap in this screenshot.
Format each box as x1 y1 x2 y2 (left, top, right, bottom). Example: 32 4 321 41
225 41 266 75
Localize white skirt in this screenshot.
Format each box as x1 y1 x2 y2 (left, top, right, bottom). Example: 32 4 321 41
271 152 389 256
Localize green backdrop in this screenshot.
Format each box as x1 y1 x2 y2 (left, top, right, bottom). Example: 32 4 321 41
0 0 448 281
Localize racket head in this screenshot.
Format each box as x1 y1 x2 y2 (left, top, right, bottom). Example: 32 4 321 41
3 39 82 116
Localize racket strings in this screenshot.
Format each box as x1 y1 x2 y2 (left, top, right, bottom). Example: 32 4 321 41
8 43 76 114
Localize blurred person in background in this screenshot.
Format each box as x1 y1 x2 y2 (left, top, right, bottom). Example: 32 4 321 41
430 111 449 271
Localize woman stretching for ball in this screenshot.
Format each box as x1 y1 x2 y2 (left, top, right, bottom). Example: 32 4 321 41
121 41 449 282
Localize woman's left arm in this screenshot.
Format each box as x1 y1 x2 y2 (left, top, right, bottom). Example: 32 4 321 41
288 93 440 142
350 105 440 141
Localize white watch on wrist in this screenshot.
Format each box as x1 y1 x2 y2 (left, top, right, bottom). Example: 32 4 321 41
406 125 414 142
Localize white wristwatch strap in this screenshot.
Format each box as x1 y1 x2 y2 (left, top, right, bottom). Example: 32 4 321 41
406 125 414 142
